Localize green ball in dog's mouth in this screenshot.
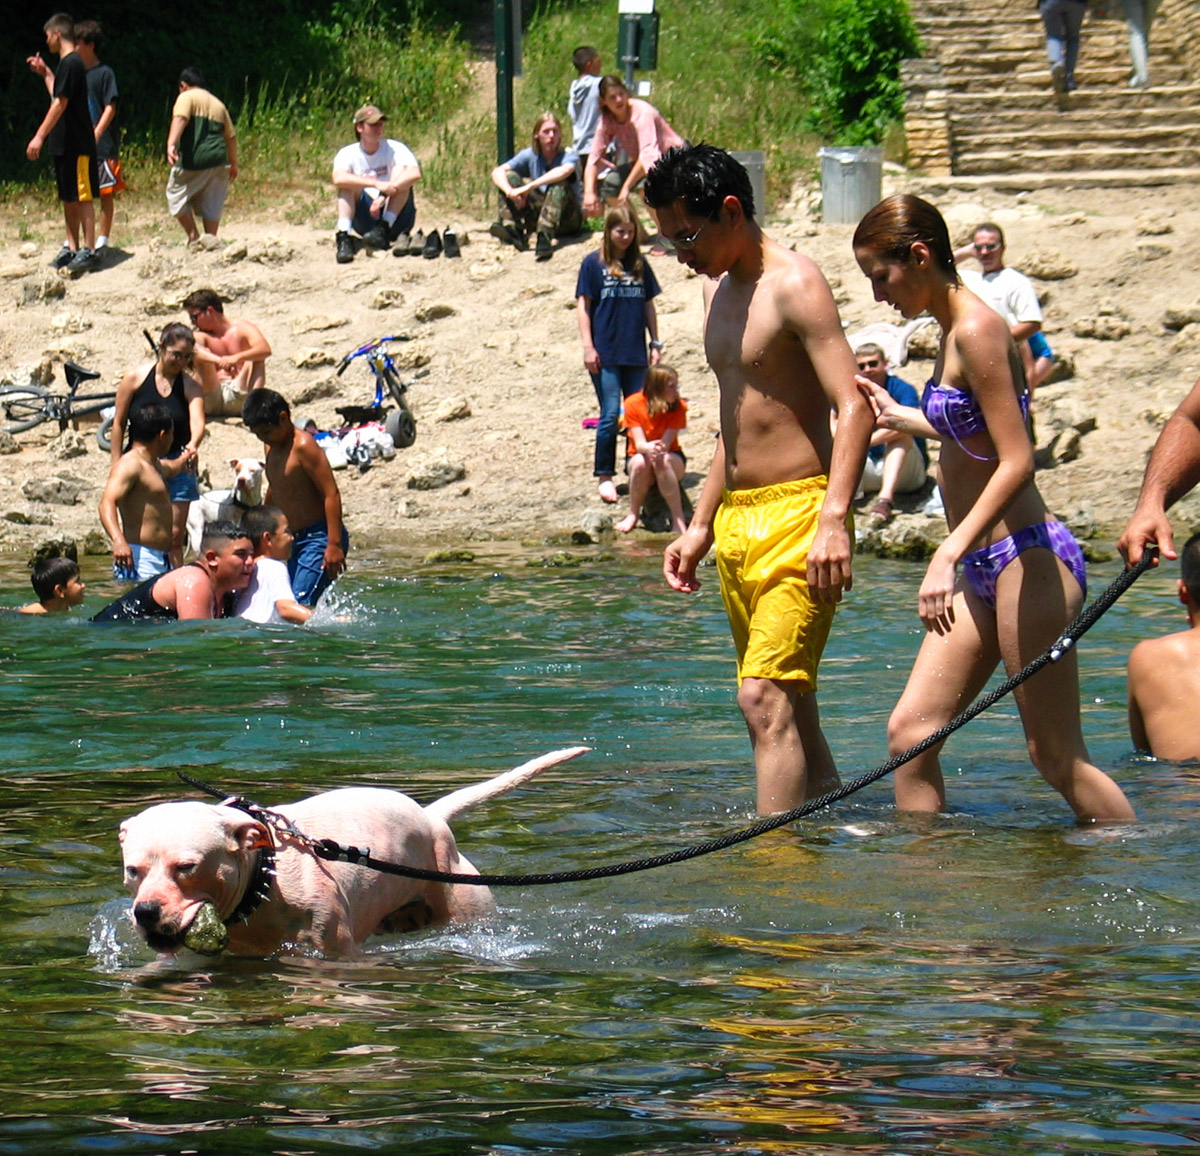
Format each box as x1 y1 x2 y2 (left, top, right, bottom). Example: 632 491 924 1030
182 901 229 955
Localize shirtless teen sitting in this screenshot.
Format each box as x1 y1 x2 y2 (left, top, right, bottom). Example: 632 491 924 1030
98 402 174 582
242 388 347 608
1127 531 1200 761
183 288 271 417
91 520 254 623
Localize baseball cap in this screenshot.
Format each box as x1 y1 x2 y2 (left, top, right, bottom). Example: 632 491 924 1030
353 105 386 126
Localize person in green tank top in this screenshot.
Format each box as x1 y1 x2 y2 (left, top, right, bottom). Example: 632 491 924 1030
165 67 238 244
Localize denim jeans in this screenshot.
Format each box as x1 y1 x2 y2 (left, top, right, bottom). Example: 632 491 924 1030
590 365 646 477
1039 0 1087 85
288 519 350 607
352 189 416 240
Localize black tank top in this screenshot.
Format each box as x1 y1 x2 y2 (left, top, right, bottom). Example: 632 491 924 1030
90 563 214 623
129 365 190 458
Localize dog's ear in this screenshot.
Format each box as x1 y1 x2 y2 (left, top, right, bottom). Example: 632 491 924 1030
228 457 240 469
118 820 129 845
229 818 272 855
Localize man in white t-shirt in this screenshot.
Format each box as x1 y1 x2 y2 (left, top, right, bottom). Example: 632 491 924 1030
235 505 312 624
331 104 421 264
956 222 1054 394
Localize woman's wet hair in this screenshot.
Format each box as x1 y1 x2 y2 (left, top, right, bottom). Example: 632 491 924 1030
852 193 959 280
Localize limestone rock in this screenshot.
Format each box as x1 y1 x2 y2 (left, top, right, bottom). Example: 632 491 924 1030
1162 302 1200 331
23 474 89 505
1072 314 1131 341
82 529 110 555
1136 212 1173 236
406 452 466 491
434 396 471 422
578 510 613 540
292 314 350 335
197 235 222 251
390 342 431 370
292 376 340 405
247 237 293 264
46 429 89 460
855 514 943 561
414 302 457 323
49 312 91 335
372 288 405 310
221 240 249 264
906 324 943 361
1136 240 1171 261
0 265 28 280
1023 250 1078 280
423 548 476 563
19 243 38 260
292 348 337 370
18 274 66 305
0 431 19 455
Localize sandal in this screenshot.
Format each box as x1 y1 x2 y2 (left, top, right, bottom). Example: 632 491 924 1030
867 497 894 523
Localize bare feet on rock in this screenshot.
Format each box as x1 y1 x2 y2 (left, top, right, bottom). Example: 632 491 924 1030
616 513 638 533
597 479 619 503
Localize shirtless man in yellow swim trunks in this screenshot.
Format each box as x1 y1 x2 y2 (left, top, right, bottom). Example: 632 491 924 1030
644 144 873 815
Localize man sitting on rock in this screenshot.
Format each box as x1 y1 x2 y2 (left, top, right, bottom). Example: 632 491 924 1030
332 104 420 264
183 288 272 416
838 343 928 525
489 112 582 261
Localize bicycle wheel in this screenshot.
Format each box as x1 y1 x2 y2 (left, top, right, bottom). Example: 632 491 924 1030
386 405 417 449
96 414 114 453
382 366 408 409
0 387 52 434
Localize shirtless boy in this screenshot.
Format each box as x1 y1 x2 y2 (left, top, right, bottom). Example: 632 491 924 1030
1127 532 1200 761
19 552 86 614
91 521 254 623
183 288 272 416
99 402 174 582
242 389 347 606
234 505 312 625
643 144 873 814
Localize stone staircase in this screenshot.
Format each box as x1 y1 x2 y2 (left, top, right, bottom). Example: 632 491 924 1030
902 0 1200 183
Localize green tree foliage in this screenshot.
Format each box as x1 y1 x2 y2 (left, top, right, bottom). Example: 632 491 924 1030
752 0 920 145
1 0 477 180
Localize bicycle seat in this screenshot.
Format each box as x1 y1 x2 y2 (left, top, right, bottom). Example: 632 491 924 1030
64 361 102 390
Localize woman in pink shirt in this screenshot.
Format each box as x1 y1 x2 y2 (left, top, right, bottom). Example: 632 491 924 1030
583 76 684 243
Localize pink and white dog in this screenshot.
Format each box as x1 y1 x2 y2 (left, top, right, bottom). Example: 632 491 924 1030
119 747 588 958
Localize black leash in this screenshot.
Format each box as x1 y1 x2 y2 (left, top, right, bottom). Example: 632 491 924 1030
179 550 1157 887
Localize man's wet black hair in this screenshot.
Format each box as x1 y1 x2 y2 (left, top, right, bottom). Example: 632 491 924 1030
242 388 289 428
643 143 755 222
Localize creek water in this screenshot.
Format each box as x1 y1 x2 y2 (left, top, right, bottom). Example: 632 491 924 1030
1 542 1198 1155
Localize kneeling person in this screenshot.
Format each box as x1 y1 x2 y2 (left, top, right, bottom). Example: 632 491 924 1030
242 388 347 607
235 505 312 625
99 402 174 581
849 343 928 523
91 520 254 622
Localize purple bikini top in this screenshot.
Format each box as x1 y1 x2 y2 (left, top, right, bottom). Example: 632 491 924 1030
921 378 1030 461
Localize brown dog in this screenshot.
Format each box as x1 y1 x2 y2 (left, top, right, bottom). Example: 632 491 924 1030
119 746 588 958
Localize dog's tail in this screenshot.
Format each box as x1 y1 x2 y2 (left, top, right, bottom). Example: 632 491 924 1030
425 746 589 824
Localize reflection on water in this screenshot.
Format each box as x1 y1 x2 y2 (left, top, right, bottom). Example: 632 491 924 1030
2 545 1200 1153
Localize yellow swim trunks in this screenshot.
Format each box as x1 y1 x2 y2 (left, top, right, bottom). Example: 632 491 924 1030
713 476 848 690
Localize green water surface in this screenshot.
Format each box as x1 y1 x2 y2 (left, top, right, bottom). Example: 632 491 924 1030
1 544 1197 1155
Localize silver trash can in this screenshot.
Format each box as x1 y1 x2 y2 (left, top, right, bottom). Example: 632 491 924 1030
818 146 883 225
731 150 767 221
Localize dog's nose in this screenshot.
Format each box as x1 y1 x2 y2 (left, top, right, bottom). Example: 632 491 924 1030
134 900 163 929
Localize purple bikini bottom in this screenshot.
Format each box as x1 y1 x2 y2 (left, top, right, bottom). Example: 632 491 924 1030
962 520 1086 609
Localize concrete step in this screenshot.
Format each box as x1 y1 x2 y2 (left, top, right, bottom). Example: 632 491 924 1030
957 144 1200 174
954 121 1200 152
911 167 1200 193
947 83 1200 112
938 61 1190 87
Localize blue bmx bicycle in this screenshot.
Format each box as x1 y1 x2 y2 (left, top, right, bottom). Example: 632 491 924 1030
334 336 420 449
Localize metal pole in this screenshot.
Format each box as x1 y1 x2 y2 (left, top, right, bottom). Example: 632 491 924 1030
495 0 514 164
620 14 638 89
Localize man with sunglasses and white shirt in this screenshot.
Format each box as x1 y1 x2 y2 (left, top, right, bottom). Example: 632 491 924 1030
644 144 872 818
955 222 1052 395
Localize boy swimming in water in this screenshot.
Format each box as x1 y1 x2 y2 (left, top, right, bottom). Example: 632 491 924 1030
234 505 312 624
19 551 87 614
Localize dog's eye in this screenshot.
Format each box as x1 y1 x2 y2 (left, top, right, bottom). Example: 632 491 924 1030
175 862 198 877
125 866 140 881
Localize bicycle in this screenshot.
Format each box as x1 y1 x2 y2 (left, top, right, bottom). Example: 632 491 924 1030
0 360 117 451
334 336 421 450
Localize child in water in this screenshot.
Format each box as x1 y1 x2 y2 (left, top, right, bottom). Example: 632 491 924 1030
19 550 87 614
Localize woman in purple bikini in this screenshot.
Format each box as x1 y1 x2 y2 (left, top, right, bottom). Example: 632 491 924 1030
851 193 1135 824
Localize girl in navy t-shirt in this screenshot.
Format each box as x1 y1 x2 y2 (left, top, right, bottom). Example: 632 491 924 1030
576 205 662 503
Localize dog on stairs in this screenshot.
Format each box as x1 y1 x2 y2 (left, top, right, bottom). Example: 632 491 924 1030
119 746 589 959
185 457 266 556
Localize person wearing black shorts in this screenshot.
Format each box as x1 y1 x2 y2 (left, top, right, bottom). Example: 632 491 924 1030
26 14 101 277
